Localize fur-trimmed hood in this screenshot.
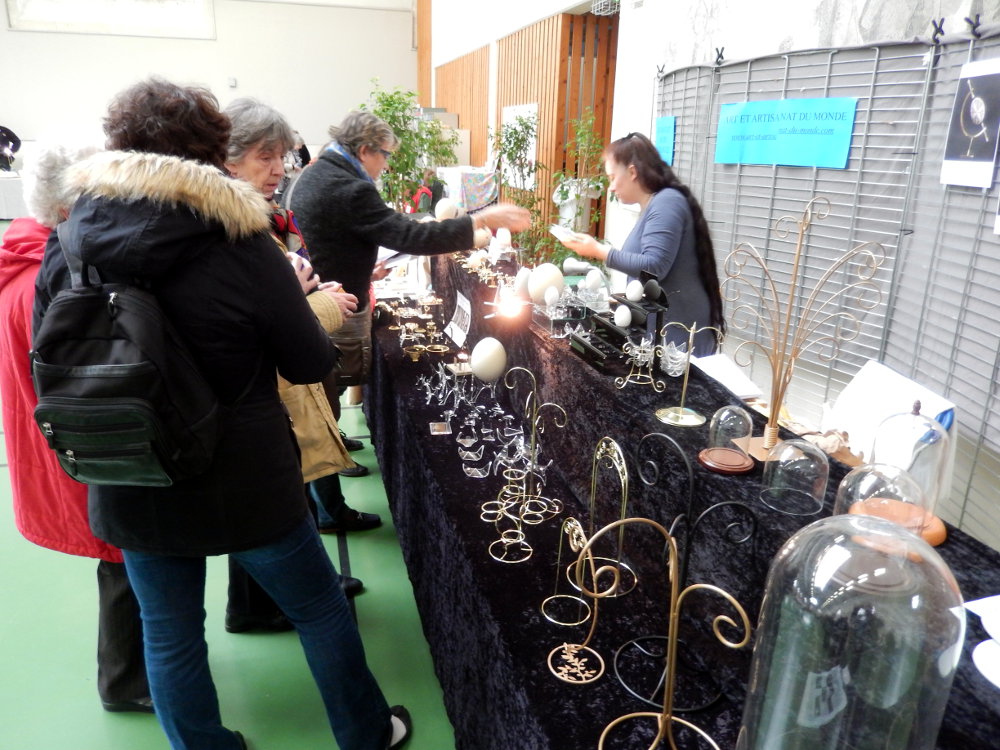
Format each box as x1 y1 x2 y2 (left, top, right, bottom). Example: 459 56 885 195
65 151 270 239
58 151 272 280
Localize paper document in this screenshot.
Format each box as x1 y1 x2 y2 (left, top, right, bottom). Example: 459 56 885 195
690 353 763 400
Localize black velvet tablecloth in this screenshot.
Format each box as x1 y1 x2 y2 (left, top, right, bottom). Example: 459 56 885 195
363 256 1000 749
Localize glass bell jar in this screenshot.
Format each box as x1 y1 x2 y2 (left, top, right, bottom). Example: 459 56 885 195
737 514 965 750
759 439 829 516
833 463 946 546
870 401 951 515
698 405 754 474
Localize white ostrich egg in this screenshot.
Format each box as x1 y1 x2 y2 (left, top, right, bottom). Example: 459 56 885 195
495 227 512 247
435 197 459 220
614 304 632 328
470 337 507 382
585 269 604 291
527 263 565 304
544 286 560 307
625 279 644 302
513 266 531 297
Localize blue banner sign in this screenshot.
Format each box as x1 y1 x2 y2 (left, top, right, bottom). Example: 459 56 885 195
714 97 858 168
654 116 675 165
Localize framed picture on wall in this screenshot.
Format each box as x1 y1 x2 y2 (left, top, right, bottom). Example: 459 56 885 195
941 58 1000 188
5 0 215 39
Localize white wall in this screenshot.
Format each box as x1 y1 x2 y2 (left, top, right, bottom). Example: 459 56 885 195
1 0 417 151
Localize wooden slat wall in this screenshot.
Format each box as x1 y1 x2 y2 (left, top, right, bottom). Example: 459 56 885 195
496 13 618 226
416 0 432 108
435 45 490 166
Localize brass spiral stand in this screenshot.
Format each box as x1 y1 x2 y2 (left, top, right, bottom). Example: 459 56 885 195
575 519 752 750
654 322 722 426
721 196 885 459
482 367 566 564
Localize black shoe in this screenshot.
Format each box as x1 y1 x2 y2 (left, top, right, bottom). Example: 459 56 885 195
329 507 383 533
341 575 364 598
339 462 370 478
386 705 412 749
102 697 155 713
234 730 248 750
225 612 294 634
340 430 364 452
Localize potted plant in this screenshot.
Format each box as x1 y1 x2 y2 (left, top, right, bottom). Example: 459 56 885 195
363 80 459 212
552 109 608 234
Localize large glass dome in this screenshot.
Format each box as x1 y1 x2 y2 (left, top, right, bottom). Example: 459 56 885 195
737 514 965 750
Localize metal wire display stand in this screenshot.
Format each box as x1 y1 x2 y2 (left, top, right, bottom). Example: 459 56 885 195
721 196 885 459
613 433 758 714
654 322 723 426
577 517 751 750
482 366 566 563
616 335 666 392
547 437 635 685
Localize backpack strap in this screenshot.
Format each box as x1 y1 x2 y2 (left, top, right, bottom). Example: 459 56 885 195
55 222 94 289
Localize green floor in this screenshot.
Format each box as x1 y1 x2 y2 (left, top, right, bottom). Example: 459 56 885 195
0 402 456 750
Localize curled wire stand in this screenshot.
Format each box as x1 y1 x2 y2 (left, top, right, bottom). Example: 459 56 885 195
541 518 593 627
616 336 666 392
570 519 752 750
482 367 566 564
611 433 757 714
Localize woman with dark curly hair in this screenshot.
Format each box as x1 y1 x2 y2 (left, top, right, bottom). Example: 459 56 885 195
557 132 725 355
33 78 410 750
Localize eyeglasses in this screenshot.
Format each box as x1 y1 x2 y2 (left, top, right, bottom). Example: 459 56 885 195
378 148 393 159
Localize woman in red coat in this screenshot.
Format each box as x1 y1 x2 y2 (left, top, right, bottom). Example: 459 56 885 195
0 141 151 712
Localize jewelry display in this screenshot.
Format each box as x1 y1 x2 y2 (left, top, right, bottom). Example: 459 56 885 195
483 367 566 564
562 518 752 750
564 437 636 598
613 433 758 714
721 196 885 459
616 335 665 392
654 322 722 426
540 518 592 627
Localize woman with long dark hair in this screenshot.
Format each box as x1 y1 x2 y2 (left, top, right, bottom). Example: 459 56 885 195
558 132 725 355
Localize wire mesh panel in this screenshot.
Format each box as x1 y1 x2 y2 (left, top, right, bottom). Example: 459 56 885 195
656 34 1000 549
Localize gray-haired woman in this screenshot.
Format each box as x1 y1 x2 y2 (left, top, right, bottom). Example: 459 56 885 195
222 98 375 629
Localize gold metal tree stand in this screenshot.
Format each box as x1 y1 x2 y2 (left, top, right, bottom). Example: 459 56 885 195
721 197 885 460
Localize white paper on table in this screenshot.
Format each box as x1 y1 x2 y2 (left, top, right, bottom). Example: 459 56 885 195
965 594 1000 619
690 353 764 400
973 640 1000 689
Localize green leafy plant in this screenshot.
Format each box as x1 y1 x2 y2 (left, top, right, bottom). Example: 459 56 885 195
490 115 560 266
552 109 608 235
362 80 459 211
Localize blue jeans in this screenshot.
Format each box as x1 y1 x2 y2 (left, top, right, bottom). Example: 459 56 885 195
123 517 391 750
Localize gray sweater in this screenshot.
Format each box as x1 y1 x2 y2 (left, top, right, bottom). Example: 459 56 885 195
607 187 716 354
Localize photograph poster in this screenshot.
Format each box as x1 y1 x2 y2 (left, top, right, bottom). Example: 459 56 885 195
941 57 1000 188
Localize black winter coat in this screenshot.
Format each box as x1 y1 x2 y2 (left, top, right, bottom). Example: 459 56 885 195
290 149 476 308
33 152 337 556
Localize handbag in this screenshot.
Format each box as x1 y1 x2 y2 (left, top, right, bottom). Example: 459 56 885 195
328 332 372 387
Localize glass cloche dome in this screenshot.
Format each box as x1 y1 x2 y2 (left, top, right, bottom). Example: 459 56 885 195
737 514 965 750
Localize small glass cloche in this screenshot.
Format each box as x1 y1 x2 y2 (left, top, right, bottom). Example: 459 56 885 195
737 514 965 750
759 439 829 516
870 401 951 515
834 463 947 546
698 405 754 474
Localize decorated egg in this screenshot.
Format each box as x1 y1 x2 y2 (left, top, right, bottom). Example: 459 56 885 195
625 279 644 302
643 278 661 301
470 337 507 382
614 304 632 328
527 262 565 304
585 269 604 291
513 266 531 297
544 286 560 307
435 197 459 220
495 227 512 247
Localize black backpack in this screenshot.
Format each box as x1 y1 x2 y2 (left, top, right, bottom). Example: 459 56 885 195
30 229 222 487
